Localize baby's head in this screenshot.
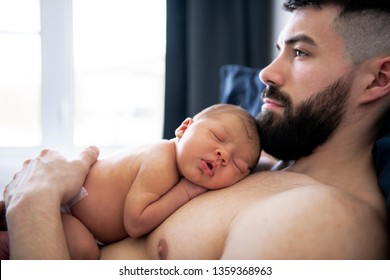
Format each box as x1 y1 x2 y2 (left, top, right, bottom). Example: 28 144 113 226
193 104 261 169
175 104 261 189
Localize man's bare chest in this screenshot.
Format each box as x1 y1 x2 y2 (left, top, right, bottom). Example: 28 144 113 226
144 171 312 259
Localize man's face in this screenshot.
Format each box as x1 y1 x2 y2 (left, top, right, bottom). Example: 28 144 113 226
256 78 351 160
257 6 355 160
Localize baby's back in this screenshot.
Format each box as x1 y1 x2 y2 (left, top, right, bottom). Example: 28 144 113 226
70 141 174 243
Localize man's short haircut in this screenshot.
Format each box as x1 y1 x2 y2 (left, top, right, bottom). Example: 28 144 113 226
283 0 390 63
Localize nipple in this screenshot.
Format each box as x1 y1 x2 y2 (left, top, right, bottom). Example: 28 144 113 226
158 239 168 260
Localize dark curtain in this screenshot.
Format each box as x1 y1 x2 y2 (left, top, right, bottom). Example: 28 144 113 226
163 0 273 139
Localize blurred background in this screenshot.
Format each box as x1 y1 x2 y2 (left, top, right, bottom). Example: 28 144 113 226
0 0 289 192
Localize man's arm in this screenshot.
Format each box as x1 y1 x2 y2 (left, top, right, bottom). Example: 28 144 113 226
4 147 99 259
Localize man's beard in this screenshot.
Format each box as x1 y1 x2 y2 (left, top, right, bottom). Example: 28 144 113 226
256 78 352 161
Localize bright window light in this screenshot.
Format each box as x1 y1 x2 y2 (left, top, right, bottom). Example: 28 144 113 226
72 0 166 147
0 0 41 147
0 0 167 190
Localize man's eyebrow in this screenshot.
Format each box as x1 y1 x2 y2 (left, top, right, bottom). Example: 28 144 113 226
276 33 317 50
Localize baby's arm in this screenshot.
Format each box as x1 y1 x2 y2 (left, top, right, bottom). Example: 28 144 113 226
123 149 207 237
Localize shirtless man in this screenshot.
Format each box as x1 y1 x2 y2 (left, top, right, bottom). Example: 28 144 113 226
4 0 390 259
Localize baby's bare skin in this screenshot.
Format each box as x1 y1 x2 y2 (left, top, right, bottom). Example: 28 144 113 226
69 140 179 243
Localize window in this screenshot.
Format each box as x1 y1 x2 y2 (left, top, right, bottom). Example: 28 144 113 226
0 0 166 188
73 0 166 147
0 0 41 146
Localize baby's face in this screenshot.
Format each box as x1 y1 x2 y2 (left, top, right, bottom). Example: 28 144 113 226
176 113 260 189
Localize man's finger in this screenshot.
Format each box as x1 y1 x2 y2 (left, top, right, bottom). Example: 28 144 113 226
77 146 100 169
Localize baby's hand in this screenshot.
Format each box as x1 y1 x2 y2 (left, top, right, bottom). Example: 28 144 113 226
177 178 208 201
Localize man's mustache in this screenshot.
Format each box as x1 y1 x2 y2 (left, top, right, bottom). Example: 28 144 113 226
262 86 291 107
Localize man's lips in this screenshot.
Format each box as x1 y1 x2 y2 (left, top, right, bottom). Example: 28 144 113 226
262 97 285 109
201 159 215 177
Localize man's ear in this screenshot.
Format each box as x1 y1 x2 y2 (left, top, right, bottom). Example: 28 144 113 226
360 57 390 104
175 118 193 138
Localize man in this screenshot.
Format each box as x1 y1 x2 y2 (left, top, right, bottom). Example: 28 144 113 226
4 0 390 259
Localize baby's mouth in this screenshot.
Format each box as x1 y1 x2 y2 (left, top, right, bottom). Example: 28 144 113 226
201 159 215 177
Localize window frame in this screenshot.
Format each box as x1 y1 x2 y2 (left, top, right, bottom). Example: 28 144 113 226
0 0 105 188
0 0 166 190
0 0 74 153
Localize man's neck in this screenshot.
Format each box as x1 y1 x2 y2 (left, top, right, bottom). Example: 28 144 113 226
286 134 378 195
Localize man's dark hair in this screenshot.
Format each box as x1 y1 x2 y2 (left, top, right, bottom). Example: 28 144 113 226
283 0 390 12
283 0 390 63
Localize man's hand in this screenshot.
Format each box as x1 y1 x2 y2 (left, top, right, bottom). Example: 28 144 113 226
4 146 100 208
3 146 99 259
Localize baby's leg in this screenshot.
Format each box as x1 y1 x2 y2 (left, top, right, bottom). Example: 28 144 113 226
61 213 100 259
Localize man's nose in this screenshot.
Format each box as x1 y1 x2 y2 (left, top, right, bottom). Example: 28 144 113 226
259 56 286 87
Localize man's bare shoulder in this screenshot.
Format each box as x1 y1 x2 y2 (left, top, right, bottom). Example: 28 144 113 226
222 172 389 259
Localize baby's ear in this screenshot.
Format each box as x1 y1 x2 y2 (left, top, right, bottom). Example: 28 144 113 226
175 118 193 138
360 57 390 104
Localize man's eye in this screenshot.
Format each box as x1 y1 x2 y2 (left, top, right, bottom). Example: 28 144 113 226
294 49 307 57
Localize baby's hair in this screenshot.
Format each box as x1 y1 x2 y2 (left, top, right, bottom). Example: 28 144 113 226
194 104 261 170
